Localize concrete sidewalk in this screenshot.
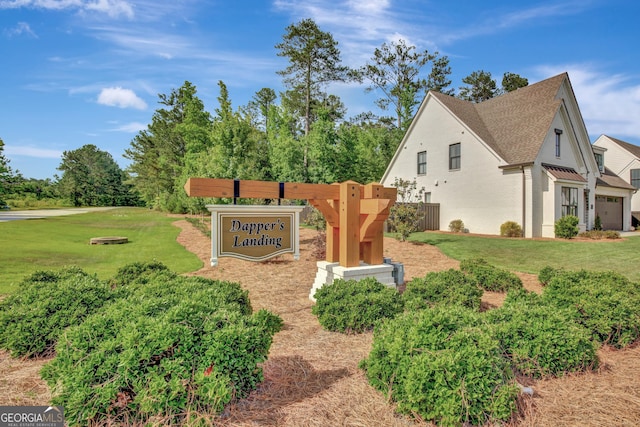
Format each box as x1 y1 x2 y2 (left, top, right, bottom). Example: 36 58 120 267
0 207 117 222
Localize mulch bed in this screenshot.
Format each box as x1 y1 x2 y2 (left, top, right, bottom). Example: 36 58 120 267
1 220 639 426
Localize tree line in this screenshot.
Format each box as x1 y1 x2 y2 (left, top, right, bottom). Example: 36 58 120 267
0 18 527 212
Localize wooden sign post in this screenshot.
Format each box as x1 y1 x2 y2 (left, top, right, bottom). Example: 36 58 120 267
184 178 398 299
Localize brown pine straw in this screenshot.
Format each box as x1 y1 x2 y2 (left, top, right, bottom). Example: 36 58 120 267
1 220 639 426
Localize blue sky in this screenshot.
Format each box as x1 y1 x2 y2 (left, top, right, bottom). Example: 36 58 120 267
2 0 640 180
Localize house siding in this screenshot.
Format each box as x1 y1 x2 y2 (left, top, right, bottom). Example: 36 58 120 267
381 97 522 236
535 112 593 235
593 136 640 213
382 74 630 238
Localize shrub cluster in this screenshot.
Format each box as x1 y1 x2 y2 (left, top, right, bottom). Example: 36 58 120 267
402 269 482 311
319 259 640 425
460 258 523 292
537 265 564 286
486 290 598 378
542 270 640 348
360 306 518 426
578 230 620 240
0 267 121 357
554 215 579 239
0 262 282 426
312 277 404 333
500 221 522 237
448 219 464 233
41 270 282 426
108 260 171 286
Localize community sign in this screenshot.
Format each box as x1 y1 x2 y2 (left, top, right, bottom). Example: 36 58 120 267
207 205 305 266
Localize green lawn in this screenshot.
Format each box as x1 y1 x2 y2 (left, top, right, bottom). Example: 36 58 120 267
0 208 203 295
407 231 640 282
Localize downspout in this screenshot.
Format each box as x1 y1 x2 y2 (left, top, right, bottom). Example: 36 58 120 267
561 99 591 228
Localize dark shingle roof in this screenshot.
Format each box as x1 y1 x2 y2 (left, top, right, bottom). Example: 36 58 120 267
597 167 637 190
604 135 640 159
431 73 568 164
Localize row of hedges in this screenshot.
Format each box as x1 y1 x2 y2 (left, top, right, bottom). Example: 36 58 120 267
312 261 640 426
0 262 282 426
311 258 521 334
446 217 621 239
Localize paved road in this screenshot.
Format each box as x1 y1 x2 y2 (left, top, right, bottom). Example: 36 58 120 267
0 207 117 222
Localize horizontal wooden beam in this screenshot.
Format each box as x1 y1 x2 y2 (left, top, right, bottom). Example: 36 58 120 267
184 178 395 201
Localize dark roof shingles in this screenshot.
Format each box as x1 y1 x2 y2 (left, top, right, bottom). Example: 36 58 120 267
432 73 568 165
597 167 637 190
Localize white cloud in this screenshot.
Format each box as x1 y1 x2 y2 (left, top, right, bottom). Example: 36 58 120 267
84 0 134 19
346 0 389 14
4 145 63 158
0 0 134 19
97 87 147 109
535 64 640 142
111 121 146 132
3 21 37 38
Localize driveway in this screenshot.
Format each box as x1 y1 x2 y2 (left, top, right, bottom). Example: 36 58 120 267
0 207 117 222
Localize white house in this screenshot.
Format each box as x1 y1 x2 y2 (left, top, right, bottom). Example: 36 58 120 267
381 73 635 237
592 135 640 227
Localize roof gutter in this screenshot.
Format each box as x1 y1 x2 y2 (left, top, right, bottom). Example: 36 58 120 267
499 161 534 170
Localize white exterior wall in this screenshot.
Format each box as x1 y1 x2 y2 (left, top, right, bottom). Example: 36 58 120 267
593 136 640 212
535 111 593 236
381 97 523 236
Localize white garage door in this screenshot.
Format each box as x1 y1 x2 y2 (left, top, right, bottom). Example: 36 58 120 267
595 196 623 230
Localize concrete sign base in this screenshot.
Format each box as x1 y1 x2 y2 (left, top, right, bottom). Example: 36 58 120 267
309 260 395 301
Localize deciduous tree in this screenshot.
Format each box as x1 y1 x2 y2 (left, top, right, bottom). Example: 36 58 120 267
58 144 135 206
0 138 13 206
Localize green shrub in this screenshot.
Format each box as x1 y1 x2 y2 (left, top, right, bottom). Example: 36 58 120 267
542 270 640 348
554 215 579 239
303 206 326 231
448 219 464 233
594 214 602 231
312 277 404 333
537 266 564 286
500 221 522 237
108 260 172 286
0 267 120 357
485 291 598 378
402 269 482 311
41 275 282 426
460 258 523 292
387 178 425 242
361 306 518 426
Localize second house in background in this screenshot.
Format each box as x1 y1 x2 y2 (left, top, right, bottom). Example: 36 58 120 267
381 73 636 238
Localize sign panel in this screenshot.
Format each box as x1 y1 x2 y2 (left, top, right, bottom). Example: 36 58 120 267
207 205 304 266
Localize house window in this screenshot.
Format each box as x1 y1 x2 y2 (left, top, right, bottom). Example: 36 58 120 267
449 143 461 170
424 192 431 203
555 129 563 157
631 169 640 189
417 151 427 175
594 153 604 173
561 186 578 217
